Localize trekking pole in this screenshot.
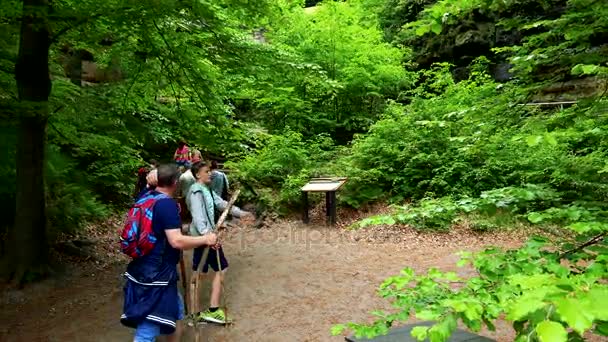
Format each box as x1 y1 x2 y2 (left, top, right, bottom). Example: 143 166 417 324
179 252 188 313
214 189 240 327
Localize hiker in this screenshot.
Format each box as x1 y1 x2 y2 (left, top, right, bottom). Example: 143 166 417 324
187 161 253 324
177 164 196 226
134 167 149 199
121 164 218 342
191 149 202 164
134 160 160 199
173 141 191 168
210 160 229 200
178 165 196 199
134 166 159 200
146 169 158 188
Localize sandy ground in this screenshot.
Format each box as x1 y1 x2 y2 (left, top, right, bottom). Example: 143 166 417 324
1 221 527 342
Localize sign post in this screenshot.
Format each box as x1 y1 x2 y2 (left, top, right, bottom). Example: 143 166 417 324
301 177 347 226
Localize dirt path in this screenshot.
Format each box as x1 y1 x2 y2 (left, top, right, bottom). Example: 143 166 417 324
1 222 525 342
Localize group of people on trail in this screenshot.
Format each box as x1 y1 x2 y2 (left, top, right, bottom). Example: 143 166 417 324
173 140 203 169
121 141 252 342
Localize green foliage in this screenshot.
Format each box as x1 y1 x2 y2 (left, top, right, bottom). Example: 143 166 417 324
330 2 608 333
228 131 310 187
338 64 608 207
46 147 109 235
0 0 279 236
0 123 108 236
356 197 459 231
237 0 415 143
2 5 608 340
355 184 561 231
227 131 335 213
333 228 608 341
389 0 608 85
505 0 608 83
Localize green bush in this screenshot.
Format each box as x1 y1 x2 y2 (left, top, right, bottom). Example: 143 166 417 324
0 127 109 238
355 184 564 231
338 65 608 209
228 131 337 213
46 147 109 236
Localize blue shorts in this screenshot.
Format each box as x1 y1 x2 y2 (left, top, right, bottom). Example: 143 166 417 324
175 160 191 168
133 292 185 342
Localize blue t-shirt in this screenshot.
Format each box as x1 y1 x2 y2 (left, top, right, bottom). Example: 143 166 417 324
126 193 182 282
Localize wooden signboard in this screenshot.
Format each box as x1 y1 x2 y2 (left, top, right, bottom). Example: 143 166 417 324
301 177 347 225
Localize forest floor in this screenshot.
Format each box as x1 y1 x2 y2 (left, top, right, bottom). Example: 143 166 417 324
0 208 531 342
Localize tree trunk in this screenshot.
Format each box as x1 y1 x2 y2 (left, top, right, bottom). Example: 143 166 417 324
1 0 52 285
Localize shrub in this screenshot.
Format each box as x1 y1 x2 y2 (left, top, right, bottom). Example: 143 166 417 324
228 131 337 213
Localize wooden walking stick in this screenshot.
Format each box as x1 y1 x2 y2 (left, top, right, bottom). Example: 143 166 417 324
193 190 240 341
179 252 188 313
214 189 240 327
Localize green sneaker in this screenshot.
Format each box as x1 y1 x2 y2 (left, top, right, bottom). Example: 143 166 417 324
199 308 227 324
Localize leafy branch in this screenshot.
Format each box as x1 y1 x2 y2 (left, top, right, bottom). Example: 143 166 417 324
152 19 209 110
558 232 608 260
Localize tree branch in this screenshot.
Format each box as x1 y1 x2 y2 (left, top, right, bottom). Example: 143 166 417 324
47 105 73 142
156 54 191 107
49 6 135 43
158 57 181 108
50 15 101 43
152 19 209 110
123 63 144 108
558 231 607 259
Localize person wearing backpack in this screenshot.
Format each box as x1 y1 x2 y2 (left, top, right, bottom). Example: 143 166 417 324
187 161 253 324
120 164 217 342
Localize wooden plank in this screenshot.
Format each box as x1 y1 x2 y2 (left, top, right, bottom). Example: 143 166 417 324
309 177 347 182
325 192 331 225
329 191 337 225
302 191 309 224
301 179 347 192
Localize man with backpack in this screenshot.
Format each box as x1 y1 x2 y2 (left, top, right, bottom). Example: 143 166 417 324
120 164 217 342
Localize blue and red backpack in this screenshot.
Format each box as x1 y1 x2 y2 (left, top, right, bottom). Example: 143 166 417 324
120 192 169 258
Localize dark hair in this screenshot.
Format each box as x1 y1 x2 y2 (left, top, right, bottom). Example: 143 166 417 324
190 161 209 180
178 140 186 148
210 160 219 170
135 168 148 196
149 159 159 167
157 164 180 187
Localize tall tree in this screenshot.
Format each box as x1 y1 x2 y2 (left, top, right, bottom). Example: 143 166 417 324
2 0 52 284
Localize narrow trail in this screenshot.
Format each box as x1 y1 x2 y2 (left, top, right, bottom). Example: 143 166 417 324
1 222 524 342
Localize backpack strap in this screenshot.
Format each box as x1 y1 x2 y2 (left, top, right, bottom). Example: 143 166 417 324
151 192 171 264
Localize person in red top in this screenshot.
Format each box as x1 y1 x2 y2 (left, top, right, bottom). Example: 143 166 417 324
173 141 191 168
